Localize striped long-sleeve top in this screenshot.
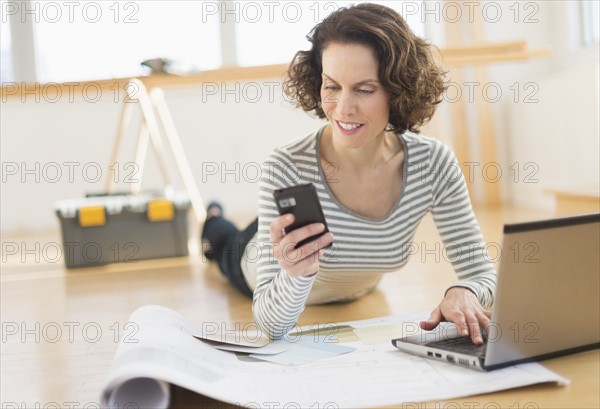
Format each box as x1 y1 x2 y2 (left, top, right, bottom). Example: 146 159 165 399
241 126 496 339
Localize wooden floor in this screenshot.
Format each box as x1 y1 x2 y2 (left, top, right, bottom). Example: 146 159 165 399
1 205 598 408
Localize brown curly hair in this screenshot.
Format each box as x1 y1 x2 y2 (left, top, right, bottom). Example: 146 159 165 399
283 3 448 135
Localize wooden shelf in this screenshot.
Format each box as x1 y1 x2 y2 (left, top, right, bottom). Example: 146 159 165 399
1 40 551 99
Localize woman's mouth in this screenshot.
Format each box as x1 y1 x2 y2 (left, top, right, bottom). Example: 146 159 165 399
336 120 364 135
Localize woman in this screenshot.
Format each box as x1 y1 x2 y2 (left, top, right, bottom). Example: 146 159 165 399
202 3 495 343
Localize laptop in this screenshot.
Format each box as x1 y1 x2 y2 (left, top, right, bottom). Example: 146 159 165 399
392 212 600 371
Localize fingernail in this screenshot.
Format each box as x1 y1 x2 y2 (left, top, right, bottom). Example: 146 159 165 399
286 214 293 222
318 223 325 231
462 329 469 336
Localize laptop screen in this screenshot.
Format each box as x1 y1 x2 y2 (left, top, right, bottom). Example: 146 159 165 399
485 213 600 368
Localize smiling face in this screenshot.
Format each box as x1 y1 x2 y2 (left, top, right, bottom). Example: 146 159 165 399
320 42 390 149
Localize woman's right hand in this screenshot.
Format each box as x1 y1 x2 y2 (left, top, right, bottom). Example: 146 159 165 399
269 214 334 277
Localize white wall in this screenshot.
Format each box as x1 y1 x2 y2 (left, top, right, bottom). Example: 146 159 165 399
483 1 599 209
424 0 599 207
507 63 600 209
0 80 324 234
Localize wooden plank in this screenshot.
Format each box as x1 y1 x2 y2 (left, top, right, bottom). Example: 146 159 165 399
442 39 526 56
0 44 552 100
0 64 290 99
469 6 501 206
444 48 552 66
444 5 474 202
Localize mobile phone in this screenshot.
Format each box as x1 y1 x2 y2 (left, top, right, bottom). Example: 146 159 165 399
273 183 332 249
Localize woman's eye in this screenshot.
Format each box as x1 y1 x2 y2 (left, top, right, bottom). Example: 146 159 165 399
322 85 374 94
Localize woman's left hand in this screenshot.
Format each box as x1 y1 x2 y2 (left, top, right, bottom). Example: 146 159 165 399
419 287 492 345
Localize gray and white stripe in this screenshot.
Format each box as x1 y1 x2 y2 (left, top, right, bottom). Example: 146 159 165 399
245 127 496 339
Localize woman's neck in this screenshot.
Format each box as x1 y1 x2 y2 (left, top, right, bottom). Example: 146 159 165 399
320 124 401 177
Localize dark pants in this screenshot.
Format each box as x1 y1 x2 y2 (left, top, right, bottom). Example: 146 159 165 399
201 216 258 297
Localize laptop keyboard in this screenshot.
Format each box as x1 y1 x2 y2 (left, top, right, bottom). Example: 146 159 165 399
425 335 488 358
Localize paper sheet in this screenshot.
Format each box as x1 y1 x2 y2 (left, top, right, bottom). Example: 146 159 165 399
199 338 290 354
101 305 569 409
194 329 270 347
290 324 360 342
249 336 355 365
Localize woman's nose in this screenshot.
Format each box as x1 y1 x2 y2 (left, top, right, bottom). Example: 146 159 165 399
335 91 358 117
